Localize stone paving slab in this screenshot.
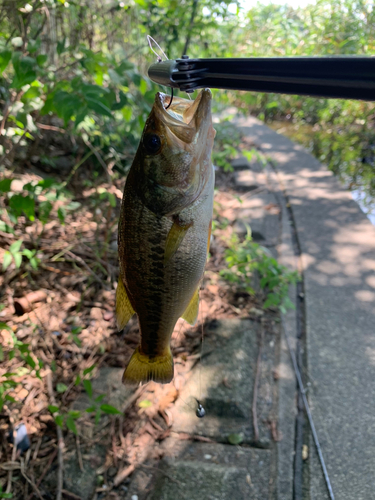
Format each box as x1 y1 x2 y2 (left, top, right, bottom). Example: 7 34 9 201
44 443 106 500
171 319 260 444
145 443 271 500
68 368 133 499
171 318 277 448
73 367 133 412
236 114 375 499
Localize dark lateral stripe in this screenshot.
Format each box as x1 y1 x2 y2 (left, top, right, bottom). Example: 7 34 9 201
150 261 164 270
148 236 162 245
149 278 164 287
149 269 164 279
151 246 164 255
150 252 163 261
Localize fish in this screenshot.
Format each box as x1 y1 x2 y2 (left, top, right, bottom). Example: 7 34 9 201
116 88 215 384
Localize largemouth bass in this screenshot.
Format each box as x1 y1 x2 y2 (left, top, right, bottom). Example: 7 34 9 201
116 88 215 384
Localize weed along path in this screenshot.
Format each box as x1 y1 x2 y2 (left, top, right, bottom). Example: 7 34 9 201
235 114 375 500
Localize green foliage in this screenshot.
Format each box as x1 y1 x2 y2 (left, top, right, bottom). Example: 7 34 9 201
47 365 122 436
0 328 42 412
48 405 80 436
227 432 243 445
0 483 13 499
1 178 65 225
69 326 83 347
2 239 40 271
100 404 122 415
0 177 80 271
212 119 263 172
212 119 241 171
138 399 152 408
0 0 373 200
83 377 123 423
216 1 375 202
0 373 18 413
56 383 68 393
0 3 161 178
220 229 299 313
213 143 238 172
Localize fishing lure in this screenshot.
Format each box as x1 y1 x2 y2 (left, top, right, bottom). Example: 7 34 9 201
195 400 206 418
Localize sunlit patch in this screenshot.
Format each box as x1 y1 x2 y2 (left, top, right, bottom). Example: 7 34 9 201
355 290 375 302
316 260 341 275
365 347 375 366
366 275 375 288
277 361 294 381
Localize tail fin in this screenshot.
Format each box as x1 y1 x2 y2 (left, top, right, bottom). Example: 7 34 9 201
122 346 174 384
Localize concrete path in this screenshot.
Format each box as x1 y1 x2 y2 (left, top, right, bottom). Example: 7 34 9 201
236 115 375 499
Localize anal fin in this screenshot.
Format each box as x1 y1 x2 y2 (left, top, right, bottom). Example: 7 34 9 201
116 277 135 331
164 218 193 266
181 287 199 325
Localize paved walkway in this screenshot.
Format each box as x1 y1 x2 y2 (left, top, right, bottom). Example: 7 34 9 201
236 115 375 499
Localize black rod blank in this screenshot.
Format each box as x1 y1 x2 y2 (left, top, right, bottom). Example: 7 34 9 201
148 57 375 101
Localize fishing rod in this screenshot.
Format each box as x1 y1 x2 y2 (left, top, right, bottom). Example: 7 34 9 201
148 56 375 101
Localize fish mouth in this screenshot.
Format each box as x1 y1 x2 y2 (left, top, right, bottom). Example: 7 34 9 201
153 89 212 144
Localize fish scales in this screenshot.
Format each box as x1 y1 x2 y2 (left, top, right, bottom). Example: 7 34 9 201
117 89 215 384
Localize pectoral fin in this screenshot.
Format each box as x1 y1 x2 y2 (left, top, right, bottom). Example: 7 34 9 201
116 278 135 331
164 218 193 266
181 287 199 325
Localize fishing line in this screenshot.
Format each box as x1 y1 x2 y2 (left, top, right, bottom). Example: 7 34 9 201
199 298 204 402
146 35 192 100
147 35 168 62
172 286 206 419
146 35 174 108
196 285 206 416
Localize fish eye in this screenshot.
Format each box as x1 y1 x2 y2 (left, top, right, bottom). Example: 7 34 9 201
143 133 161 155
